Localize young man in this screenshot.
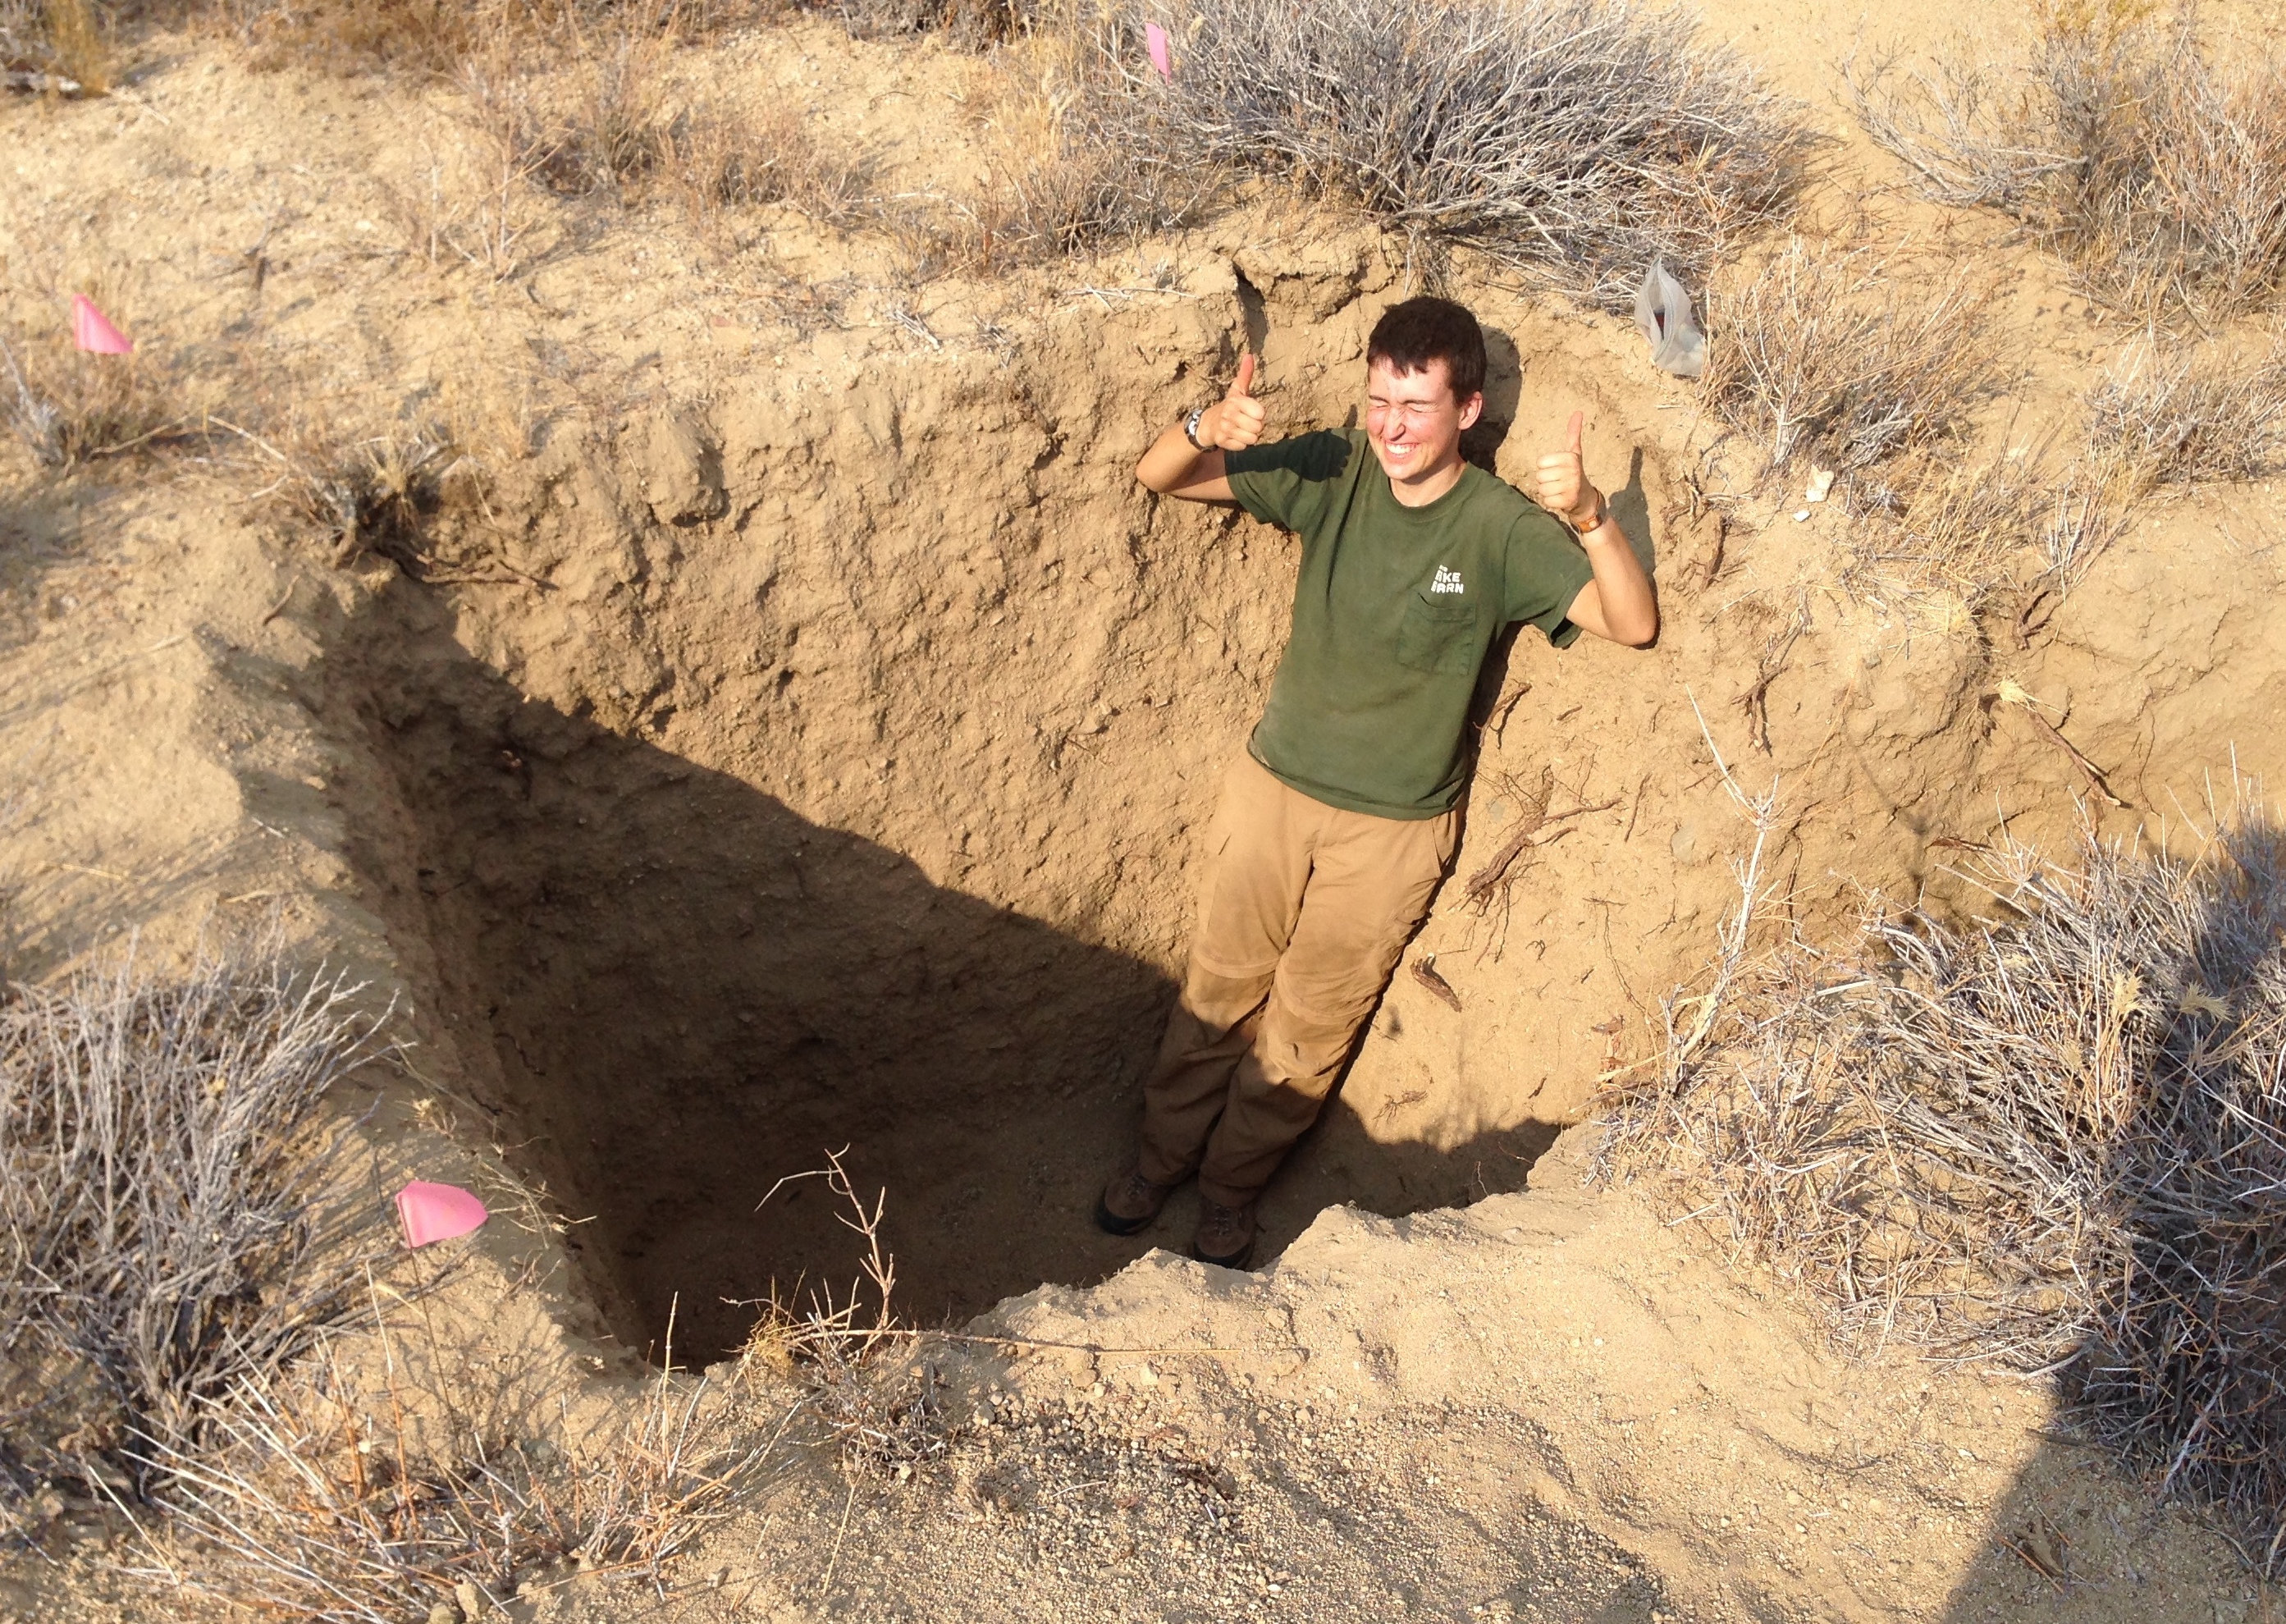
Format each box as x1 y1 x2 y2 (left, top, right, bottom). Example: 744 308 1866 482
1097 296 1657 1269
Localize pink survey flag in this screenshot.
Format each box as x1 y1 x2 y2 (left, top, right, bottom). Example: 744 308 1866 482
1145 21 1173 80
395 1179 489 1247
71 295 133 355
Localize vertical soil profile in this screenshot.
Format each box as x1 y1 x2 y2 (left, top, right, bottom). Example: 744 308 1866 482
328 300 1589 1362
350 613 1185 1359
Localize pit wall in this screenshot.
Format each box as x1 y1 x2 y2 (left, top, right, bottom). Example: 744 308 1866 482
315 217 2286 1355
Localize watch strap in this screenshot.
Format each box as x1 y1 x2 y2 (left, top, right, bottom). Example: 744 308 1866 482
1183 405 1210 451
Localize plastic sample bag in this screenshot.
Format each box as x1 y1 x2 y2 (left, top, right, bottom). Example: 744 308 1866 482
1634 259 1706 377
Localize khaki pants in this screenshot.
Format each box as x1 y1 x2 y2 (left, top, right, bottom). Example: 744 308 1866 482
1136 753 1460 1207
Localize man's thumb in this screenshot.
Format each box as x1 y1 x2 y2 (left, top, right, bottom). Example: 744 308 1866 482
1564 409 1584 455
1231 352 1256 398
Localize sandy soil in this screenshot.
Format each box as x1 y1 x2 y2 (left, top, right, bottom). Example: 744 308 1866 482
2 3 2284 1621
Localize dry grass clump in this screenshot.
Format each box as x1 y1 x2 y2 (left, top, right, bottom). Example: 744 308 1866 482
223 414 469 567
534 29 673 194
824 0 1030 44
0 940 388 1523
375 63 565 281
1599 807 2286 1572
2087 339 2286 488
1850 2 2286 320
930 74 1209 271
0 311 201 469
135 1153 917 1617
1691 238 2137 611
662 103 874 234
1700 238 2009 473
211 0 774 75
212 0 587 72
132 1343 770 1619
361 21 881 254
1116 0 1817 307
0 0 110 92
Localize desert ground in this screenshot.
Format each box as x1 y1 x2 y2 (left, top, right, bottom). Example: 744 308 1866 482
2 0 2284 1619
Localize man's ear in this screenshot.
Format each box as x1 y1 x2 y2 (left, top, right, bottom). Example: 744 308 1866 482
1457 391 1484 432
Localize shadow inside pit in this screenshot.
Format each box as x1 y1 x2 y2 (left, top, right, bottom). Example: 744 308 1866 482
352 616 1172 1360
347 592 1581 1362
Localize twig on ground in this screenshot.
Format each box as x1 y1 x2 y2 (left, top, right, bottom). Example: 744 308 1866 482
1737 595 1809 755
1996 686 2131 807
1410 958 1463 1012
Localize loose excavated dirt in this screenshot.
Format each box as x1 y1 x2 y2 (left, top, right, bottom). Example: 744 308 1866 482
5 6 2286 1622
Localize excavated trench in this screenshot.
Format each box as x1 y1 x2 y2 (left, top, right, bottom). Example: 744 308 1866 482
336 284 1584 1361
355 615 1179 1358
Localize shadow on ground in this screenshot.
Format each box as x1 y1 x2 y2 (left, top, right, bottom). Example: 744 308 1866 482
335 581 1568 1361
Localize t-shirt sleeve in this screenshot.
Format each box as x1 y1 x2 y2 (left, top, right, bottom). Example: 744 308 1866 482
1503 506 1599 648
1223 430 1358 533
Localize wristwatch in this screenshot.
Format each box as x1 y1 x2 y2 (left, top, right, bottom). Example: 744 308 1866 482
1570 493 1607 533
1183 405 1211 451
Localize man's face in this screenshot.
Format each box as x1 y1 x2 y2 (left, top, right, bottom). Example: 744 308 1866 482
1364 356 1483 487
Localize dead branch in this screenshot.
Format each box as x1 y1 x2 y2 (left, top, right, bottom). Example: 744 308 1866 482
1410 958 1463 1011
1737 596 1809 755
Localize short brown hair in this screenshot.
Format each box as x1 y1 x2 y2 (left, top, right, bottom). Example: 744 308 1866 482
1366 297 1487 402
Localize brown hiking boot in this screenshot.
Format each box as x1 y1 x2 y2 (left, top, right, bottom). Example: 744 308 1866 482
1095 1167 1174 1237
1191 1199 1256 1269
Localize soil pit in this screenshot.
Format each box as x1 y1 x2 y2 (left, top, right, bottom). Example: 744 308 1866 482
357 604 1559 1362
338 291 1577 1361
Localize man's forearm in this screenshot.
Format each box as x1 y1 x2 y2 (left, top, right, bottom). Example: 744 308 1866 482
1137 361 1264 498
1580 514 1658 645
1136 418 1213 495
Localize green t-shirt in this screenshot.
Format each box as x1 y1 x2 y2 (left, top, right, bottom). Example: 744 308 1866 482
1225 428 1595 820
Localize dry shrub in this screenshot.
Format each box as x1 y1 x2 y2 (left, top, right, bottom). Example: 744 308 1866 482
738 1152 961 1479
130 1347 769 1619
1851 2 2286 320
1599 807 2286 1572
1114 0 1818 307
1702 238 2009 473
2087 338 2286 487
0 940 387 1525
1846 441 2133 611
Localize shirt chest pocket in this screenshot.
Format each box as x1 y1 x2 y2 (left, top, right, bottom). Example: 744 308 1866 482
1394 592 1481 676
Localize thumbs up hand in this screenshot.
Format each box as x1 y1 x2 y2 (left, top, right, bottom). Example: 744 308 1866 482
1206 352 1266 452
1533 410 1604 531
